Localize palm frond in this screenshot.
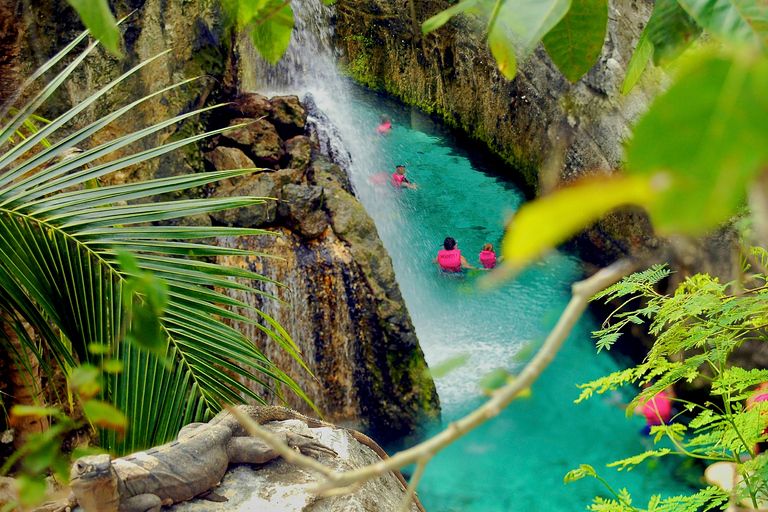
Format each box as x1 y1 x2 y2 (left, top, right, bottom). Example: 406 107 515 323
0 35 312 454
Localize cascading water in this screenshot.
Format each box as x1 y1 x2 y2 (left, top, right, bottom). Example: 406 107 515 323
242 3 700 510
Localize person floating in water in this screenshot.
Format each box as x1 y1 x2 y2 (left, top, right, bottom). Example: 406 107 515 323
376 114 392 135
479 243 498 269
432 237 477 272
391 165 418 190
746 382 768 454
634 383 673 436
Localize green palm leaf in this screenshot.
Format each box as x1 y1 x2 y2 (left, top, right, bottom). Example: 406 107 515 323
0 36 313 454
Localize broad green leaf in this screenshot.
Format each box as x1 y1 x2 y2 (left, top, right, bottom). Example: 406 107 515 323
732 0 768 47
83 400 128 435
9 405 61 420
542 0 608 82
427 353 470 378
70 364 102 399
422 0 482 34
500 175 655 268
625 51 768 234
489 23 518 79
67 0 122 57
220 0 270 30
498 0 572 57
622 28 654 94
251 3 294 65
676 0 762 46
646 0 701 65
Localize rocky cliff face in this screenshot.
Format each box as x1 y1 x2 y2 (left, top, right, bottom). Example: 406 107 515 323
333 0 671 265
206 93 440 442
334 0 661 189
16 2 439 443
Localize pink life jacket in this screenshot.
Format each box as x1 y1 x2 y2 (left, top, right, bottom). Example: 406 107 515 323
438 249 462 272
641 390 672 425
376 121 392 133
391 172 408 187
479 250 497 269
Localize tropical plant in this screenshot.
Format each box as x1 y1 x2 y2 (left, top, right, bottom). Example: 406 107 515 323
566 252 768 510
0 28 312 459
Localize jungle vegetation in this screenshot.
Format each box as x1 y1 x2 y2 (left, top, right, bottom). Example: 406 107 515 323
3 0 768 510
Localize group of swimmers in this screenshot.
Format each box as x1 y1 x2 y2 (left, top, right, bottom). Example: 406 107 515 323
433 237 498 273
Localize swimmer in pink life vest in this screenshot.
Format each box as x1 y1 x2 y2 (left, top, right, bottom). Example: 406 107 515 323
376 114 392 134
432 237 477 272
479 243 498 269
634 383 674 436
390 165 418 190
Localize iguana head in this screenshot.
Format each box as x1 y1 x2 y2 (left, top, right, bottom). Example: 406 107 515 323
70 454 121 512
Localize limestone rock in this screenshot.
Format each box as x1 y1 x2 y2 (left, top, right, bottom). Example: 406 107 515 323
269 96 308 140
216 225 440 443
284 136 313 172
221 118 285 167
224 92 273 120
277 184 330 240
204 146 258 188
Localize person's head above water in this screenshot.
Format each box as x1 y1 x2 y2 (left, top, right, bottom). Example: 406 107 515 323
443 237 457 250
482 243 494 253
395 165 406 175
380 114 390 123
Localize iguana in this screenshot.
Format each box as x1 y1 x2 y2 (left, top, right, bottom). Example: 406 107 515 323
34 405 426 512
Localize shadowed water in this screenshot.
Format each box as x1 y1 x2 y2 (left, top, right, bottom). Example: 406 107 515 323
243 3 701 508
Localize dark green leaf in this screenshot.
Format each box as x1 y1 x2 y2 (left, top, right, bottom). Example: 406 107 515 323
542 0 608 82
67 0 122 56
646 0 701 65
677 0 762 46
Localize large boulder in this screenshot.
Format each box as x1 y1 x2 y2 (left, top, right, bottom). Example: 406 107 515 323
204 146 258 188
277 184 330 240
269 96 308 140
224 92 273 121
284 135 313 172
209 168 303 227
220 118 285 167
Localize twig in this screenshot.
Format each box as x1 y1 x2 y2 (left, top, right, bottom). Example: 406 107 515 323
234 259 637 498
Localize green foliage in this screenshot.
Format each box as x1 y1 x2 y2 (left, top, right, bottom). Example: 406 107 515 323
423 0 571 80
571 260 768 510
676 0 766 47
645 0 701 66
542 0 608 83
249 3 295 65
499 47 768 271
626 49 768 235
0 32 313 458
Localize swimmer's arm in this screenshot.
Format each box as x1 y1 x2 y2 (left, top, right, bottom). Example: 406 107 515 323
432 256 439 264
403 182 418 190
460 256 478 270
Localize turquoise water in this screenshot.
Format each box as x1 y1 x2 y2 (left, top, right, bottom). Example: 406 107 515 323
313 88 701 511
